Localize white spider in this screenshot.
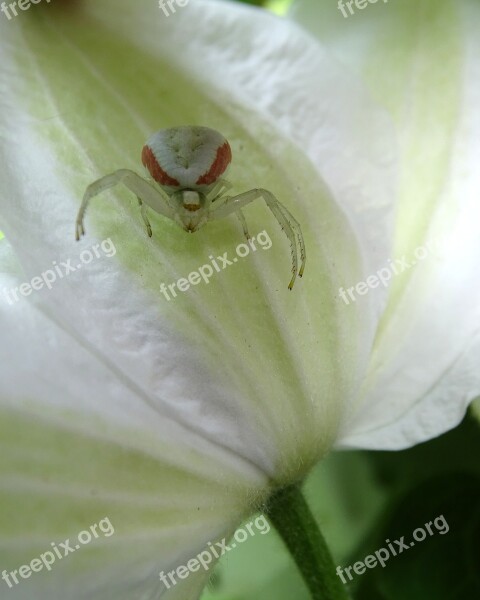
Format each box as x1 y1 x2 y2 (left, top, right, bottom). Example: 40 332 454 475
75 126 306 289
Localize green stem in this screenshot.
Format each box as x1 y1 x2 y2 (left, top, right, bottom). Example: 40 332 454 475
265 484 351 600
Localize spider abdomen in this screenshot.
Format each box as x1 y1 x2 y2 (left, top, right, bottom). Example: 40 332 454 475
141 126 232 192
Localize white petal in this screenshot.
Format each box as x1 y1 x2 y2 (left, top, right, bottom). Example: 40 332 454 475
0 0 398 476
290 0 480 447
0 239 267 599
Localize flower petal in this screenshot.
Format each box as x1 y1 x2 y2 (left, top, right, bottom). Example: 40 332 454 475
0 0 398 475
291 0 480 448
0 238 267 599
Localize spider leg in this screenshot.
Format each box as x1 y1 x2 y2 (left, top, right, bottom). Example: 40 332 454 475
235 209 251 240
209 178 233 203
210 188 305 289
271 198 306 278
75 169 174 241
137 198 152 238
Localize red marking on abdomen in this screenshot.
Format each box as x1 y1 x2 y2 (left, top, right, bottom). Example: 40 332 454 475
142 145 180 186
196 142 232 185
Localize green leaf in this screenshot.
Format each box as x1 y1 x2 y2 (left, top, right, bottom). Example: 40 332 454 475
358 473 480 600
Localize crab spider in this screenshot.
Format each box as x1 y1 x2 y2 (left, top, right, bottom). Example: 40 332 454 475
75 126 306 289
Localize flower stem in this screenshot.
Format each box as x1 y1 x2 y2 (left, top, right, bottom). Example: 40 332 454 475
265 484 351 600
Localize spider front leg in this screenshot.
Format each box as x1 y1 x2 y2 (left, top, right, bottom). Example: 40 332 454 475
137 198 152 238
209 180 251 239
75 168 174 241
210 188 306 289
235 210 251 240
209 178 233 203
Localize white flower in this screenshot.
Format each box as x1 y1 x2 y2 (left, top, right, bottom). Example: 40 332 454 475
0 0 478 597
